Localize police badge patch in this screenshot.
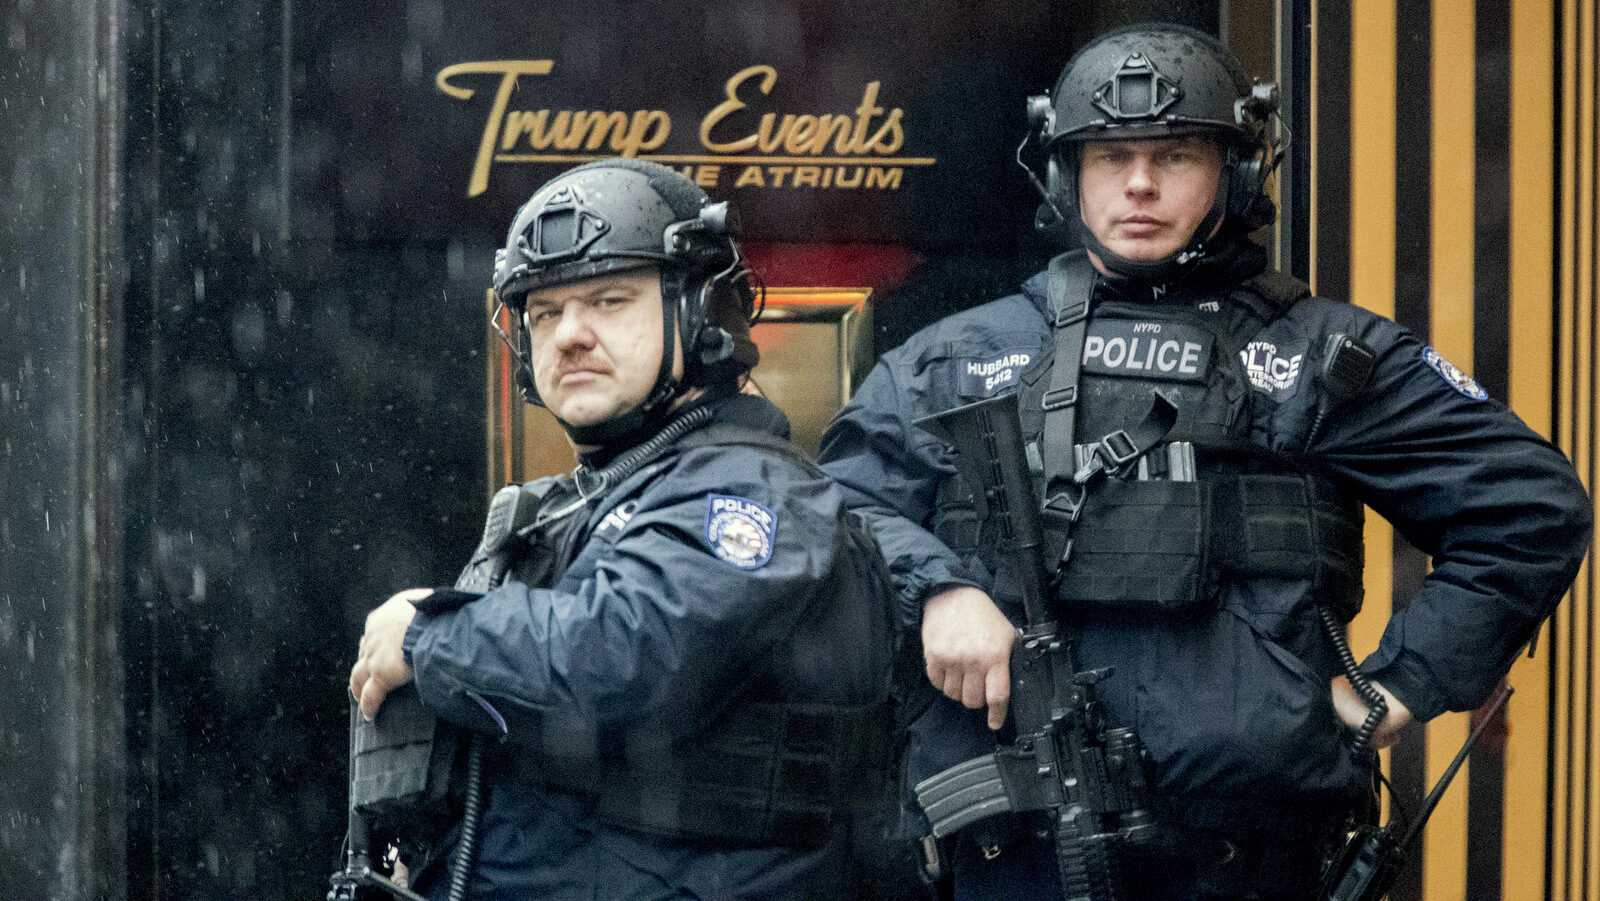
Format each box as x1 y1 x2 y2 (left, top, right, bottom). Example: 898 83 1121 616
1423 346 1489 400
704 494 776 569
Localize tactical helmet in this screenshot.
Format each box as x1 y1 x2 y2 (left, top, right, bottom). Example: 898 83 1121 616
492 158 761 444
1025 24 1282 280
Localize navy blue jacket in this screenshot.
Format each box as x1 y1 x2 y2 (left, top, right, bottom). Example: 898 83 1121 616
403 394 896 899
818 259 1591 821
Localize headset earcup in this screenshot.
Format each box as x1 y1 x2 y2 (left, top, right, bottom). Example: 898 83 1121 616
1226 147 1275 230
1227 157 1256 220
1046 154 1066 210
1036 153 1073 230
698 327 735 365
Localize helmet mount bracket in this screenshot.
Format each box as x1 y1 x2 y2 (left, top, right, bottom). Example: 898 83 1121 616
1091 52 1182 121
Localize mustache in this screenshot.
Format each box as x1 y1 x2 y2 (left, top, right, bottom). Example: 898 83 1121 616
554 353 609 376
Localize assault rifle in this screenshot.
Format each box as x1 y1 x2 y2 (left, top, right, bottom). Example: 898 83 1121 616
912 394 1155 901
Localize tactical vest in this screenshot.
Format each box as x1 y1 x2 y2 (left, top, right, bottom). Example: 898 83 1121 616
933 252 1364 622
500 419 895 847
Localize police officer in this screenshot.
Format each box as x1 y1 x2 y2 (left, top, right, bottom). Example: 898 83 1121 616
349 158 898 899
818 23 1591 900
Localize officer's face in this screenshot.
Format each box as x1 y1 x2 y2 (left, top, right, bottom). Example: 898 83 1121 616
523 268 682 429
1077 135 1223 267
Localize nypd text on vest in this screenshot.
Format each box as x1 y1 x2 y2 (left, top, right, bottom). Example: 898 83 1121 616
1081 321 1211 382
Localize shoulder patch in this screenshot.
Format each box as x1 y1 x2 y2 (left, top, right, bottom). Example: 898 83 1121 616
1241 338 1308 402
1422 346 1489 400
704 494 776 569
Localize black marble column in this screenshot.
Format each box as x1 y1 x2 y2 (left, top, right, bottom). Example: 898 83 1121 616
118 1 486 897
0 0 127 898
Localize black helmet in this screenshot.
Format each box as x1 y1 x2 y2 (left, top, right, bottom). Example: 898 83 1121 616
492 158 761 444
1025 24 1282 280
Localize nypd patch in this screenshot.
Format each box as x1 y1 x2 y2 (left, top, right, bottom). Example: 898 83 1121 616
1241 338 1308 402
704 494 776 569
1423 346 1489 400
1081 320 1212 383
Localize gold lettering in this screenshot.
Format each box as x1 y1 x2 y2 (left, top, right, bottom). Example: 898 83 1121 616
444 60 919 194
864 110 905 154
833 166 863 188
782 115 819 154
865 167 903 189
551 111 606 150
501 108 671 155
701 68 907 158
701 65 778 153
578 110 630 150
525 111 570 150
755 113 785 154
436 60 556 197
501 110 549 150
816 115 854 155
850 83 883 151
619 111 671 156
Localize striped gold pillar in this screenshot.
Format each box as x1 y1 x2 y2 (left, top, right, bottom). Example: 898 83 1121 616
1552 3 1600 899
1314 1 1598 898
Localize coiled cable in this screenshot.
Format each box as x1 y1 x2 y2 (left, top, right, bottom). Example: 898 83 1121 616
1319 604 1388 759
445 738 486 901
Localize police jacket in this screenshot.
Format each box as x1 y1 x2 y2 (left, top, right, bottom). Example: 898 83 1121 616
818 242 1591 828
403 393 897 899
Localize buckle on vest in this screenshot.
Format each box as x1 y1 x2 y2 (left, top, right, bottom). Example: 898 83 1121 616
1042 386 1078 411
1054 299 1089 327
1073 429 1140 483
1042 487 1085 525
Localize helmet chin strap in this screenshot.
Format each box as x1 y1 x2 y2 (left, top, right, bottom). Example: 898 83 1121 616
555 269 688 448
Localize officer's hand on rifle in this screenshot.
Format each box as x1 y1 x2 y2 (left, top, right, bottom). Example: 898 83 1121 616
922 586 1016 730
350 588 430 721
1331 675 1412 750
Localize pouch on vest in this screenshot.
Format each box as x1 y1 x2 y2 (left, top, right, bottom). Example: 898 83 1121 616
1055 477 1218 615
1208 471 1365 621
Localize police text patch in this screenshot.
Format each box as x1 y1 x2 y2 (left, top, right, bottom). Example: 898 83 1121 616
1423 346 1489 400
704 494 776 569
1241 338 1308 402
1082 321 1212 382
957 351 1034 397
